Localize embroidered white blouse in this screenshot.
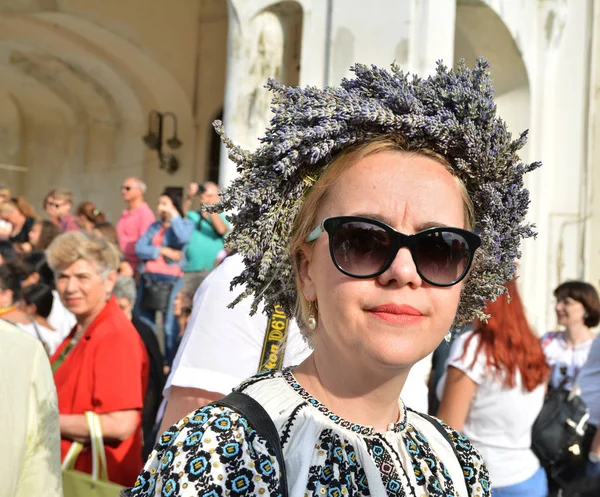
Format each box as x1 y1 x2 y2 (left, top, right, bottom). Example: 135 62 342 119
130 369 491 497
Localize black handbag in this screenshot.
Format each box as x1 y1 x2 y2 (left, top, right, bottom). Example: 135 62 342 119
532 382 590 478
141 275 174 312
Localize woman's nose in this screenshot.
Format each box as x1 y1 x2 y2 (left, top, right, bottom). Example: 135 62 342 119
376 247 422 288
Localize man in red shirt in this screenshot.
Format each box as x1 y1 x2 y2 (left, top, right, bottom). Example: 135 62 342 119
117 178 156 273
47 231 149 487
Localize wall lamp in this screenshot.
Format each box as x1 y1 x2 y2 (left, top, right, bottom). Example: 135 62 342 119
142 110 182 174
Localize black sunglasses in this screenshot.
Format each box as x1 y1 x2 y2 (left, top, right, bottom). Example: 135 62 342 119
305 216 481 287
120 185 132 191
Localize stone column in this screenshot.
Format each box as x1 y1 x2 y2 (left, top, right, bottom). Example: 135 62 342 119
219 4 285 187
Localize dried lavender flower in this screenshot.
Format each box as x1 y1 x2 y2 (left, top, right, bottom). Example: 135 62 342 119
214 58 540 329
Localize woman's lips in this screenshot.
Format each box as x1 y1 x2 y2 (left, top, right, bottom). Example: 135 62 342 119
367 304 424 325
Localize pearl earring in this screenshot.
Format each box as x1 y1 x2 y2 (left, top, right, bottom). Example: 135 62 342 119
307 301 317 330
444 330 452 342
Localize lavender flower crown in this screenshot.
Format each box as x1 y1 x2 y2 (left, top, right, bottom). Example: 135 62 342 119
214 58 539 328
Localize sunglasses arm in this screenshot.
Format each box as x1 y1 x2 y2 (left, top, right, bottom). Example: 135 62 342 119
305 222 326 242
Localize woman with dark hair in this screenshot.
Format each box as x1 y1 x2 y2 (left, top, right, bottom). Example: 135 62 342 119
135 190 193 367
76 201 106 232
0 240 16 264
21 251 55 287
0 263 30 327
437 279 550 496
542 281 600 391
18 283 62 356
0 263 59 354
26 219 61 252
20 251 76 340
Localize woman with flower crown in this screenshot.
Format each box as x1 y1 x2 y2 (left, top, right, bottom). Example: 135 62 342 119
126 59 539 497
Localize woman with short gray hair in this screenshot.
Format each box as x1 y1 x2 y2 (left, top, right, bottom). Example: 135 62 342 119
47 232 149 487
113 275 138 309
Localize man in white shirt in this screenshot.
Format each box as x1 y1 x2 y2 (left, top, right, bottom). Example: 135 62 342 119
158 254 311 432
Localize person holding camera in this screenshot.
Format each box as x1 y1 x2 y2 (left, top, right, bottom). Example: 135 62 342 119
181 181 229 291
135 190 194 368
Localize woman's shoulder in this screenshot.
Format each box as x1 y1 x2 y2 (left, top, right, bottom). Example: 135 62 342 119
92 302 145 347
540 331 564 350
407 410 491 496
130 401 282 496
146 220 162 230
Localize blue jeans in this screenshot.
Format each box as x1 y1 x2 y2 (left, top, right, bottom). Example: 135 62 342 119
494 467 548 497
134 273 183 367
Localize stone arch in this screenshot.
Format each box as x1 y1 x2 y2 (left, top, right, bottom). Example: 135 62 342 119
192 0 229 184
0 11 195 220
219 0 304 186
454 0 540 326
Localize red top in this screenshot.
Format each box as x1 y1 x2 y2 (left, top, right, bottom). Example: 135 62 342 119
144 226 184 277
51 297 149 487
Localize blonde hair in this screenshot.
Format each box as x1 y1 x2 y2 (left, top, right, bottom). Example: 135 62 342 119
0 186 11 200
0 196 36 219
290 134 475 340
49 188 73 204
46 231 120 277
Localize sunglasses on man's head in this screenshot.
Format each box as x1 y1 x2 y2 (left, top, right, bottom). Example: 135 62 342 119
305 216 481 287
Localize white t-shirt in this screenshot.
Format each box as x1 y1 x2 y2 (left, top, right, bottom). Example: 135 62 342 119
541 331 595 389
437 331 545 488
166 253 433 411
402 353 433 412
164 254 312 400
579 336 600 426
48 290 76 340
16 321 64 357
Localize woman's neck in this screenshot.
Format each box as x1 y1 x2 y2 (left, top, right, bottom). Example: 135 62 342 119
11 215 25 234
0 307 30 324
293 338 409 432
564 323 594 345
82 219 94 232
76 303 106 332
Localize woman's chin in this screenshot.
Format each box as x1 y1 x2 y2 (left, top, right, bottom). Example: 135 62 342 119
359 339 432 371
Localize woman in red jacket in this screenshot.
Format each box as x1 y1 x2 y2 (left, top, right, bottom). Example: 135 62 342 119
47 231 149 487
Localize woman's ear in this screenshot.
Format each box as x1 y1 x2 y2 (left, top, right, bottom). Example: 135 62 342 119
104 270 118 296
297 243 317 302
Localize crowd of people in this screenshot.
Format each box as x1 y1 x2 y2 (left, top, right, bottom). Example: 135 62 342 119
2 58 600 497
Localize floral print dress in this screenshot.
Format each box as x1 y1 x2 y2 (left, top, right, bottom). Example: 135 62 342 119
130 369 491 497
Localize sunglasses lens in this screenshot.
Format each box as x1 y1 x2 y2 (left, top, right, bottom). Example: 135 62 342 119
331 220 393 276
413 231 471 284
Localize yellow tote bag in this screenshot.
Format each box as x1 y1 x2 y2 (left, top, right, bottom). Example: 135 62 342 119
62 411 123 497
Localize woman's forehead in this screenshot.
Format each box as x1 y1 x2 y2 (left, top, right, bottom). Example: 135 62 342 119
320 151 465 229
58 259 98 274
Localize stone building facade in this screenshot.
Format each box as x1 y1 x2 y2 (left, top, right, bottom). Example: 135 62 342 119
0 0 598 332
